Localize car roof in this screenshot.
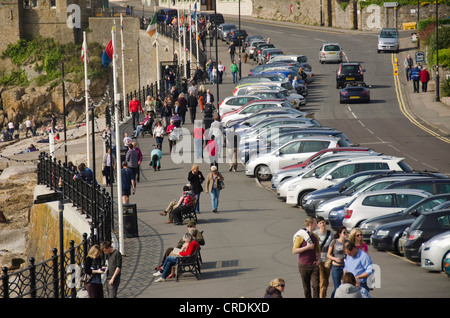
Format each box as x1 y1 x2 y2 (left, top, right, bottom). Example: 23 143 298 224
357 188 432 197
420 208 450 217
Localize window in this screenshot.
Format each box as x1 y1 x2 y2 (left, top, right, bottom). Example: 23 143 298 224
437 184 450 194
416 198 448 213
50 0 56 7
301 141 329 153
365 180 396 192
396 194 425 208
324 45 340 51
330 164 357 179
436 215 450 229
362 194 394 207
279 141 301 155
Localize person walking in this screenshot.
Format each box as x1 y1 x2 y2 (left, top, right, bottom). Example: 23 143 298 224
128 96 144 130
102 147 116 186
228 42 236 62
161 99 173 130
31 116 37 136
193 121 205 160
166 119 178 153
120 161 135 205
327 226 348 298
314 216 333 298
404 54 414 81
131 141 143 182
153 120 165 148
226 127 239 172
101 241 122 298
205 135 219 169
205 165 224 213
82 244 104 298
188 164 205 213
24 118 32 138
419 67 430 92
217 61 224 84
177 93 188 124
292 217 321 298
411 64 421 93
126 143 139 182
343 241 374 295
187 91 198 123
230 60 239 84
209 116 223 156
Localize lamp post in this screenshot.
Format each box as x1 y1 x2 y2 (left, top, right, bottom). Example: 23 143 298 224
435 0 440 102
214 0 219 106
238 0 241 79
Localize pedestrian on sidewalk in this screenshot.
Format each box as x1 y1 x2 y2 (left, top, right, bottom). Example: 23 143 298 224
101 241 122 298
314 216 333 298
343 241 374 296
193 121 205 160
419 67 430 92
411 65 421 93
205 135 219 169
210 116 223 156
153 120 165 148
205 165 224 213
150 144 163 171
129 96 144 130
217 61 224 84
230 60 239 84
121 161 136 205
404 54 414 81
188 164 205 213
292 217 321 298
83 244 104 298
131 141 143 182
228 42 236 62
126 143 139 182
187 90 198 123
102 147 116 186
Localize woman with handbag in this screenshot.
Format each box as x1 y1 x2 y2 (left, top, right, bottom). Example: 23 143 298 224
166 119 178 153
327 226 348 298
205 165 224 213
82 245 105 298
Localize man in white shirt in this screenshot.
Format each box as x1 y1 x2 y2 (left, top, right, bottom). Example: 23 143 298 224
25 119 32 137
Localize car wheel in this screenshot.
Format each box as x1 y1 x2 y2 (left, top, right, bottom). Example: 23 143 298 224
442 251 450 271
255 165 272 182
298 190 313 208
395 237 403 255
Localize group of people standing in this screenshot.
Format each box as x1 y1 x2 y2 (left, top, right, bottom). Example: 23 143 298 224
405 54 430 93
292 217 373 298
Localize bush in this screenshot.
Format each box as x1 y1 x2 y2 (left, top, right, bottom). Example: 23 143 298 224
441 78 450 97
432 48 450 68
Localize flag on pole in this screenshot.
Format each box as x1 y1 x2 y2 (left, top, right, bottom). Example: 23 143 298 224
81 38 89 63
102 39 113 67
146 12 157 37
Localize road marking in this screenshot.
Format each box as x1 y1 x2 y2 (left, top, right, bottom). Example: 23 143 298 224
313 38 325 42
392 54 450 145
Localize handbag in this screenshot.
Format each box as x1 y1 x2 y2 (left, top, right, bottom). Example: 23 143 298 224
217 180 225 190
80 265 93 283
169 128 180 141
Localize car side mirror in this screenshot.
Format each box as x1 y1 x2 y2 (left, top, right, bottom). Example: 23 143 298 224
410 208 419 217
325 175 333 180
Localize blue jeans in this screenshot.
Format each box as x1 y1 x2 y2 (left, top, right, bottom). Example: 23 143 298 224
232 72 238 84
134 125 143 138
194 138 203 159
161 255 178 278
331 265 344 298
210 188 220 211
195 193 200 213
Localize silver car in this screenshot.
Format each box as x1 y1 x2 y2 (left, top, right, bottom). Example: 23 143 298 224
217 23 237 41
377 28 399 53
319 43 343 64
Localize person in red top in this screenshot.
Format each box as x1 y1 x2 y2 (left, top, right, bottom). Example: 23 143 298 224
129 96 144 130
419 67 430 93
193 121 205 159
154 233 199 281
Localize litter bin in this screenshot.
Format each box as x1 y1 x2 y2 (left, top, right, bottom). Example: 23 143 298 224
123 203 139 237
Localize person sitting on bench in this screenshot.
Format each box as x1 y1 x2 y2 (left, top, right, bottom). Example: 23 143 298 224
160 185 196 224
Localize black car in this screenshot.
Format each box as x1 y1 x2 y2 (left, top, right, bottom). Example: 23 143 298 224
367 194 450 252
335 63 365 89
226 29 248 45
402 209 450 262
339 82 371 104
386 178 450 194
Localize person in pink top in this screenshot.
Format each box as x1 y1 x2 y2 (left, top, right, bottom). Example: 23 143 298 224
193 121 205 159
349 228 368 253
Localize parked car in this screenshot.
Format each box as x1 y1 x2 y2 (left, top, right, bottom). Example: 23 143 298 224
362 193 450 245
342 189 432 230
234 81 307 97
401 209 450 262
335 63 365 89
444 256 450 277
269 54 308 64
253 43 276 61
243 36 264 55
246 40 266 59
239 86 305 108
421 231 450 273
385 178 450 195
218 95 262 117
285 156 414 206
259 48 284 65
217 23 237 41
339 82 371 104
245 136 345 181
221 100 294 126
319 43 343 64
377 28 399 53
226 29 248 45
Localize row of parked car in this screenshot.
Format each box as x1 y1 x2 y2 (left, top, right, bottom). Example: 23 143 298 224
216 31 450 278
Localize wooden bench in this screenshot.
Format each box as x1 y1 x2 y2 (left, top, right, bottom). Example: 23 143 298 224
175 248 201 281
180 197 198 223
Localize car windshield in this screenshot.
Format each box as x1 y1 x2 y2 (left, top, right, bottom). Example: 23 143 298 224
223 25 237 30
324 45 340 51
380 31 398 38
341 65 360 74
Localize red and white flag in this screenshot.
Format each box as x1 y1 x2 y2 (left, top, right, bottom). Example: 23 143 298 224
81 38 89 63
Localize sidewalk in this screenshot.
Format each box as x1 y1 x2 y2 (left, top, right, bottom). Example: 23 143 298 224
397 37 450 139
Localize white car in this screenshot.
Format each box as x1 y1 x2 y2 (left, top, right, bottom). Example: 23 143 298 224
421 231 450 273
283 156 409 206
221 100 294 127
233 84 306 105
245 136 345 182
315 173 429 221
218 95 262 117
342 189 432 230
319 43 343 64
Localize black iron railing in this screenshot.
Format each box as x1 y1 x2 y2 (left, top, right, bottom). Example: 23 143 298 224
1 234 89 298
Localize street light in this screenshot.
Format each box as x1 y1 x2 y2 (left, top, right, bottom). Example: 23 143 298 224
435 0 440 102
238 0 241 79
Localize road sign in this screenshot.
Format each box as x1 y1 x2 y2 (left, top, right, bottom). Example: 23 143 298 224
34 192 60 204
383 2 398 7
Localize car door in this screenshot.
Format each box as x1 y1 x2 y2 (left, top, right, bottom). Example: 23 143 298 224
395 194 429 209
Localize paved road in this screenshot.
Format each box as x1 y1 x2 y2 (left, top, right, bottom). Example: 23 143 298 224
109 27 450 300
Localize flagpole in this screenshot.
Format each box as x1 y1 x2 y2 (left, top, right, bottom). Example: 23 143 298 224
120 14 127 121
112 22 125 255
183 1 187 78
155 5 160 93
195 1 199 65
189 2 192 76
83 31 91 168
177 3 181 69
